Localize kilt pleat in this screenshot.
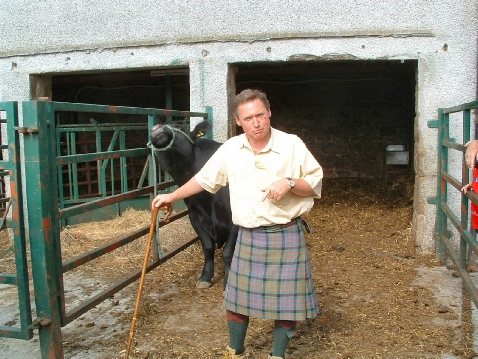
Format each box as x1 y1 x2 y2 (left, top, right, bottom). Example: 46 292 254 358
224 218 319 320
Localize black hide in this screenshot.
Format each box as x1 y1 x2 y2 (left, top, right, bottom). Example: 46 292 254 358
150 120 238 288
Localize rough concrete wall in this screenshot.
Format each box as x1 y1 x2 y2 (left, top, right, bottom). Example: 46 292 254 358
0 0 444 57
0 0 476 253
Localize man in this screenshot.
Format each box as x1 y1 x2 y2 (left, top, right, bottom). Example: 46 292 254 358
152 89 323 359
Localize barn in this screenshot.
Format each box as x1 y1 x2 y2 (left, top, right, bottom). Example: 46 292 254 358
0 1 477 358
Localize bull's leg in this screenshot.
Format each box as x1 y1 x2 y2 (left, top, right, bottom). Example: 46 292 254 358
197 237 215 289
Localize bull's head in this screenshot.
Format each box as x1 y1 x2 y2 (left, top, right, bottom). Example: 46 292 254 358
150 120 211 151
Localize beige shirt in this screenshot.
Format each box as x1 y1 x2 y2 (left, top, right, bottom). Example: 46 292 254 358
195 127 323 228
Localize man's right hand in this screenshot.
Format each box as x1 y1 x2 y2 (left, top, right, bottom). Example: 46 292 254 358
151 193 174 210
465 140 478 168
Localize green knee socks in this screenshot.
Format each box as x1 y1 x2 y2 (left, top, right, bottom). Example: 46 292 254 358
272 323 297 358
227 319 249 354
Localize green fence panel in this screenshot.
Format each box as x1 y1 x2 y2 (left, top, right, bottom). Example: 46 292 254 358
435 100 478 309
0 101 33 340
18 100 210 358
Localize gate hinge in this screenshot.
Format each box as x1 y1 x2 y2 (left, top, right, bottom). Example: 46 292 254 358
15 126 39 134
427 120 439 128
427 196 437 204
30 318 52 328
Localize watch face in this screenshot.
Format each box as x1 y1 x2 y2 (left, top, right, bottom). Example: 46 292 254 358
288 178 295 188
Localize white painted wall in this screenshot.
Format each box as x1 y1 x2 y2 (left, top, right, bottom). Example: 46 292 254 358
0 0 476 252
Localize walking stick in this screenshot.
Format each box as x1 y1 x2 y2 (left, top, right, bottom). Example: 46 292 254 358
125 203 172 359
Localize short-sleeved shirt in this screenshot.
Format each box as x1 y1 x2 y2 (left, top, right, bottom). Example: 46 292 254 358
195 127 323 228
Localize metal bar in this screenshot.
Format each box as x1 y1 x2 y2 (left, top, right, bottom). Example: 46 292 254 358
58 185 156 220
0 326 25 339
96 127 105 197
46 101 208 118
100 130 120 171
441 100 478 115
435 108 447 259
22 101 64 357
62 210 188 272
63 227 148 272
1 101 33 341
205 106 213 139
0 196 13 229
442 171 465 191
440 235 478 310
441 202 478 253
460 109 472 270
57 124 147 130
56 148 149 165
137 154 150 189
66 133 73 200
71 133 79 201
56 129 66 228
120 130 127 193
64 235 199 325
442 138 465 152
0 274 17 285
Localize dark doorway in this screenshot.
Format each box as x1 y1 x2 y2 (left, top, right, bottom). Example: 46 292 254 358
48 68 190 214
234 60 416 180
51 67 190 122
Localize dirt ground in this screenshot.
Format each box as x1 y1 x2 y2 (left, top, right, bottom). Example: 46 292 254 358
0 177 476 358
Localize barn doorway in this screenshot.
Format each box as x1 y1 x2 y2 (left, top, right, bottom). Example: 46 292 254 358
233 60 416 183
51 67 190 110
49 67 190 221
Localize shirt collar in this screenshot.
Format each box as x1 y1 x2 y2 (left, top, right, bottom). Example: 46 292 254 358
240 127 281 154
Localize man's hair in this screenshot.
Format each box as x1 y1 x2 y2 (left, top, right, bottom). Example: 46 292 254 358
233 89 270 118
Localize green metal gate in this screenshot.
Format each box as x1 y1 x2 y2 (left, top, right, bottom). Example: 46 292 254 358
0 101 33 341
0 100 211 358
434 99 478 309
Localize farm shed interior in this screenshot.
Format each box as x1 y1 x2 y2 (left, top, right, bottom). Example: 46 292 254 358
233 60 416 180
50 69 191 223
49 60 416 222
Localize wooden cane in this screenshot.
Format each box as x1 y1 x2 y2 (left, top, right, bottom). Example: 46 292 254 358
125 203 173 359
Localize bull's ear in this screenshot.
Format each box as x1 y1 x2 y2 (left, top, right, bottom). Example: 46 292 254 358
190 120 210 139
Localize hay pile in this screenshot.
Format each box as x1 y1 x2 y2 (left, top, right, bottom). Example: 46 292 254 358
60 208 199 276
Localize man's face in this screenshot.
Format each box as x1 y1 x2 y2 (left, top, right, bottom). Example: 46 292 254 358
235 98 271 142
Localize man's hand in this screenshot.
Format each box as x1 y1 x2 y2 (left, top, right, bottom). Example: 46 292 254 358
261 178 292 202
461 183 473 194
151 193 174 210
465 140 478 168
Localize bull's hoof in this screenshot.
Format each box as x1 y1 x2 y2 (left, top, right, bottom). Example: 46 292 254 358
196 280 213 289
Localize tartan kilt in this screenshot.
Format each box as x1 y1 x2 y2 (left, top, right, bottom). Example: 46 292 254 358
224 217 319 320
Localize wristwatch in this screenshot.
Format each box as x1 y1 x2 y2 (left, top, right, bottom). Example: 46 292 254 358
286 177 295 189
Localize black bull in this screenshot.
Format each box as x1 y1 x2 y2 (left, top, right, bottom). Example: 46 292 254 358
149 120 239 289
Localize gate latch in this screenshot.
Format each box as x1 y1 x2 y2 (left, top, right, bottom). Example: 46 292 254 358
15 126 39 134
31 318 52 328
